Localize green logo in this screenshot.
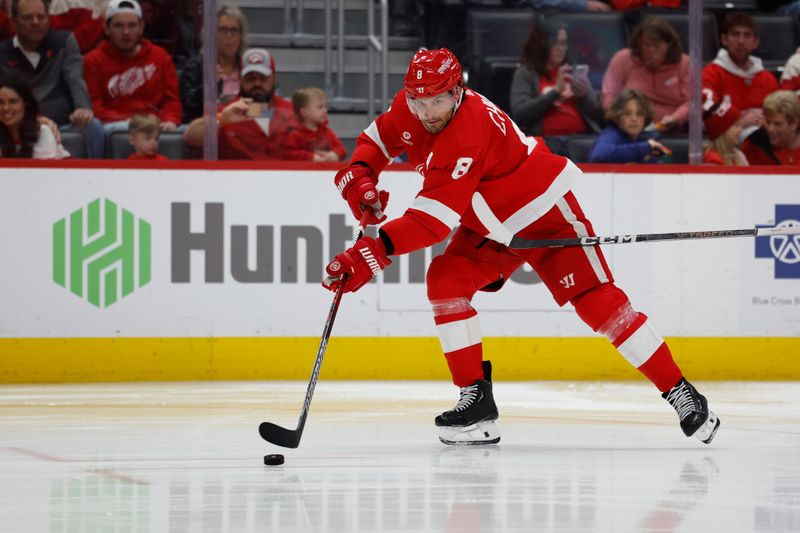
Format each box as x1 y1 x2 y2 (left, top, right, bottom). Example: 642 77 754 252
53 198 151 308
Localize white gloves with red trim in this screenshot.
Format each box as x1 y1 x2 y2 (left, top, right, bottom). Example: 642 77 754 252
334 164 389 225
323 236 392 293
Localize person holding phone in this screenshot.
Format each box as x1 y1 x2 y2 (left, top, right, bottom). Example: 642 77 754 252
509 16 604 139
183 47 299 160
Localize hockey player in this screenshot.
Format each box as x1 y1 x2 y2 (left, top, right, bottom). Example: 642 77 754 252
323 48 721 446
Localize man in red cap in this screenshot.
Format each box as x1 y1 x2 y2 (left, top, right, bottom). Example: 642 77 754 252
324 48 721 446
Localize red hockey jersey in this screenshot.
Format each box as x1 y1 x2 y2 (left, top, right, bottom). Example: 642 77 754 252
702 49 778 113
351 89 581 255
83 39 182 124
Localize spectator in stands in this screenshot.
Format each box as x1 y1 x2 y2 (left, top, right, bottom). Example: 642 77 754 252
780 47 800 96
601 15 689 132
48 0 105 53
127 113 167 160
179 3 246 123
83 0 182 140
0 0 104 157
183 47 298 160
702 12 779 136
0 0 105 52
741 90 800 165
285 87 346 162
589 88 670 163
703 100 747 166
509 16 603 137
0 76 69 158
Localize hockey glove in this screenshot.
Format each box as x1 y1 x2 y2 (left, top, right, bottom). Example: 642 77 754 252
323 236 392 293
334 164 389 225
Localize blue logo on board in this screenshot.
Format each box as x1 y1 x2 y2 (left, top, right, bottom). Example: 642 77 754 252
755 205 800 279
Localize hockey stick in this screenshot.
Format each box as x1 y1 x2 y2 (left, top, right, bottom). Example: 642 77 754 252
259 212 374 449
509 225 800 249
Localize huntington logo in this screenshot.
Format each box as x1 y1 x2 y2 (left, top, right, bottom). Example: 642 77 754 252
52 198 151 307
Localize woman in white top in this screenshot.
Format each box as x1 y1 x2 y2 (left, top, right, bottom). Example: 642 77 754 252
0 77 69 159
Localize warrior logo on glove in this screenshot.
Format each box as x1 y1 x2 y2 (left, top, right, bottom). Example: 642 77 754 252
323 236 392 293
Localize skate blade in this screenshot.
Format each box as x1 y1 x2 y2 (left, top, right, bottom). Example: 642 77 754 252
439 420 501 446
694 410 721 444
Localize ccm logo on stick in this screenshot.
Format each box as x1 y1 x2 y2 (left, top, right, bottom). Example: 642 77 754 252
581 235 636 245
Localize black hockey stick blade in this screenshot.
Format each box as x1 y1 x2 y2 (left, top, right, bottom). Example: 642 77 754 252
258 281 344 448
259 421 302 449
259 220 369 449
509 225 800 249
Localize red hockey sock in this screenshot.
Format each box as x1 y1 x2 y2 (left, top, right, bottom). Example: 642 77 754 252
636 343 683 393
444 344 485 387
611 315 682 393
432 301 484 387
572 284 683 393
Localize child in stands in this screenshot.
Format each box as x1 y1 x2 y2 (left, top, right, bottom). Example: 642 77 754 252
702 101 747 166
127 114 167 160
589 88 670 164
284 87 346 162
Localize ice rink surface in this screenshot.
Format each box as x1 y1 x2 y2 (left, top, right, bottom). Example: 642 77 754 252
1 380 799 533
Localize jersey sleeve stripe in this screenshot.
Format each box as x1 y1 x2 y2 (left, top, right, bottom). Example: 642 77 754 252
409 196 461 229
364 121 392 162
503 158 581 232
471 192 515 245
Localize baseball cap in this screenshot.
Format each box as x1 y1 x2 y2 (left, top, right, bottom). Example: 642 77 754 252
241 48 275 77
106 0 142 22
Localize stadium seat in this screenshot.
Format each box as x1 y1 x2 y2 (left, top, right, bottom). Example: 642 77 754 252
752 15 800 72
465 9 535 111
566 135 598 164
558 13 628 90
660 137 689 164
107 131 189 159
60 130 88 159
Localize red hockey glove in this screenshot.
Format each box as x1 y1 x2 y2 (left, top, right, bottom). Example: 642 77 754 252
323 236 392 293
334 164 389 225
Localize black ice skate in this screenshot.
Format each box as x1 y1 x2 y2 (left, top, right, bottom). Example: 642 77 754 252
662 377 721 444
436 361 500 445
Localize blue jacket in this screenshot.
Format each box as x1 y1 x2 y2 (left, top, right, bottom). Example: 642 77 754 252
588 125 657 164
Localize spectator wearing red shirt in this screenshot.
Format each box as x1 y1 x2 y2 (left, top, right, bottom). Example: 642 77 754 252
702 12 779 137
83 0 182 141
284 87 346 161
183 47 299 160
509 16 603 138
742 90 800 165
127 113 167 160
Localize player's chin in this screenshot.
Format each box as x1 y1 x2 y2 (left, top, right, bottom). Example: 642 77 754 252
423 121 444 134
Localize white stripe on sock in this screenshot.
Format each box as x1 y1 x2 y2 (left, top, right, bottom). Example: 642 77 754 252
617 320 664 368
437 315 482 353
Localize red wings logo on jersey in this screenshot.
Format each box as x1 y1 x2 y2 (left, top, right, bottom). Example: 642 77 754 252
108 64 156 98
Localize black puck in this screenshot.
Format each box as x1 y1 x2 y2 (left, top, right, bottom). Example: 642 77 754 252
264 453 285 466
